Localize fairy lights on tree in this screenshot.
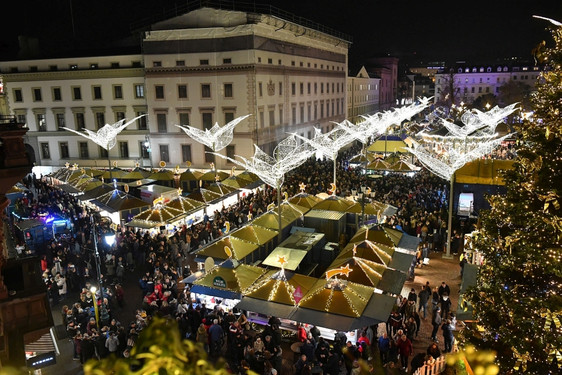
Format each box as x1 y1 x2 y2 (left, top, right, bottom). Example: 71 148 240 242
461 18 562 374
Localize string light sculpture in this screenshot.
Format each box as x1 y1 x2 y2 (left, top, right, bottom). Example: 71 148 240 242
63 114 146 180
176 114 251 152
409 133 512 181
214 134 313 239
63 115 146 150
292 127 356 186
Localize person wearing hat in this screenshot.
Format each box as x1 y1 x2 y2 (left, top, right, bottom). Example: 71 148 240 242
431 306 442 342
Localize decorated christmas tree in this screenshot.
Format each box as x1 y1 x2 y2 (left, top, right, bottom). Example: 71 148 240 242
463 21 562 374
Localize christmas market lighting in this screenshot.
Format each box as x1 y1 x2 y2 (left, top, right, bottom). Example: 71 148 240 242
176 114 251 152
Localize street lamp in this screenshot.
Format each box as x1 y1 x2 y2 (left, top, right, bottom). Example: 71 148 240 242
90 213 106 327
90 286 100 329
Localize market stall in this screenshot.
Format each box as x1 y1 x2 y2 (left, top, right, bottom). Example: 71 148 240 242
229 224 278 260
190 260 266 311
194 237 259 265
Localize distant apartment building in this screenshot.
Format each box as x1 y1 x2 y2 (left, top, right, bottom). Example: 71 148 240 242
347 66 380 123
434 63 541 105
0 5 350 170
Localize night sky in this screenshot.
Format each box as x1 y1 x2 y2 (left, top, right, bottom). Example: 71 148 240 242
2 0 561 65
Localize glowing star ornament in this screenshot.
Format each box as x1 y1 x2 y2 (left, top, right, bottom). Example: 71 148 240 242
63 114 146 150
175 114 251 152
325 264 353 280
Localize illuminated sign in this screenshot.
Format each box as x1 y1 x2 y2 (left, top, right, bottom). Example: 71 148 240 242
212 276 227 288
27 351 56 369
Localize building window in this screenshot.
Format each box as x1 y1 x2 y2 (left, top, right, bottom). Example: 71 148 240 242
90 63 98 69
279 107 283 125
16 114 26 124
300 82 304 95
176 60 185 66
56 113 65 130
269 109 275 126
119 141 129 158
99 146 108 158
115 111 125 122
279 82 283 95
157 113 167 133
307 83 311 95
111 62 120 68
181 144 192 163
73 86 82 100
135 84 144 98
96 112 105 129
14 89 23 102
93 86 102 100
259 82 263 97
292 107 296 125
153 61 162 67
140 141 149 159
224 83 233 98
314 82 317 94
79 142 89 158
259 110 264 128
478 87 482 93
321 83 324 94
223 58 232 64
268 58 273 64
37 114 46 132
53 87 62 101
226 145 235 160
178 84 188 99
155 85 165 99
200 59 209 65
201 84 211 98
75 112 85 129
204 146 215 163
291 83 296 96
113 85 123 99
179 112 190 126
137 111 147 130
224 111 234 124
33 88 42 101
300 105 304 123
40 143 50 159
60 142 69 158
202 112 213 130
160 145 169 162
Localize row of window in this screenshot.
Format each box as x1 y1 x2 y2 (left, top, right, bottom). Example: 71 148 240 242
152 57 343 71
27 110 147 132
4 61 142 73
12 84 145 103
457 66 538 74
437 86 499 94
39 141 234 164
153 80 344 101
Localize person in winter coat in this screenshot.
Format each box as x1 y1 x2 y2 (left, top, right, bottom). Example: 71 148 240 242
196 323 209 352
431 306 442 342
396 334 413 371
442 319 454 353
55 273 67 300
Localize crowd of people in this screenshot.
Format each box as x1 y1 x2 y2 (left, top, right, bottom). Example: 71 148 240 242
9 141 466 373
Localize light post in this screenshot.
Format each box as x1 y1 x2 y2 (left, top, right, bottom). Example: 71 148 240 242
90 286 100 329
359 186 367 226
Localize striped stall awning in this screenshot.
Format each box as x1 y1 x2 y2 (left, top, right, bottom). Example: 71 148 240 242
25 328 59 355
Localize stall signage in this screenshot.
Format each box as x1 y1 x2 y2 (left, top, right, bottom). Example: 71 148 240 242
213 276 227 288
